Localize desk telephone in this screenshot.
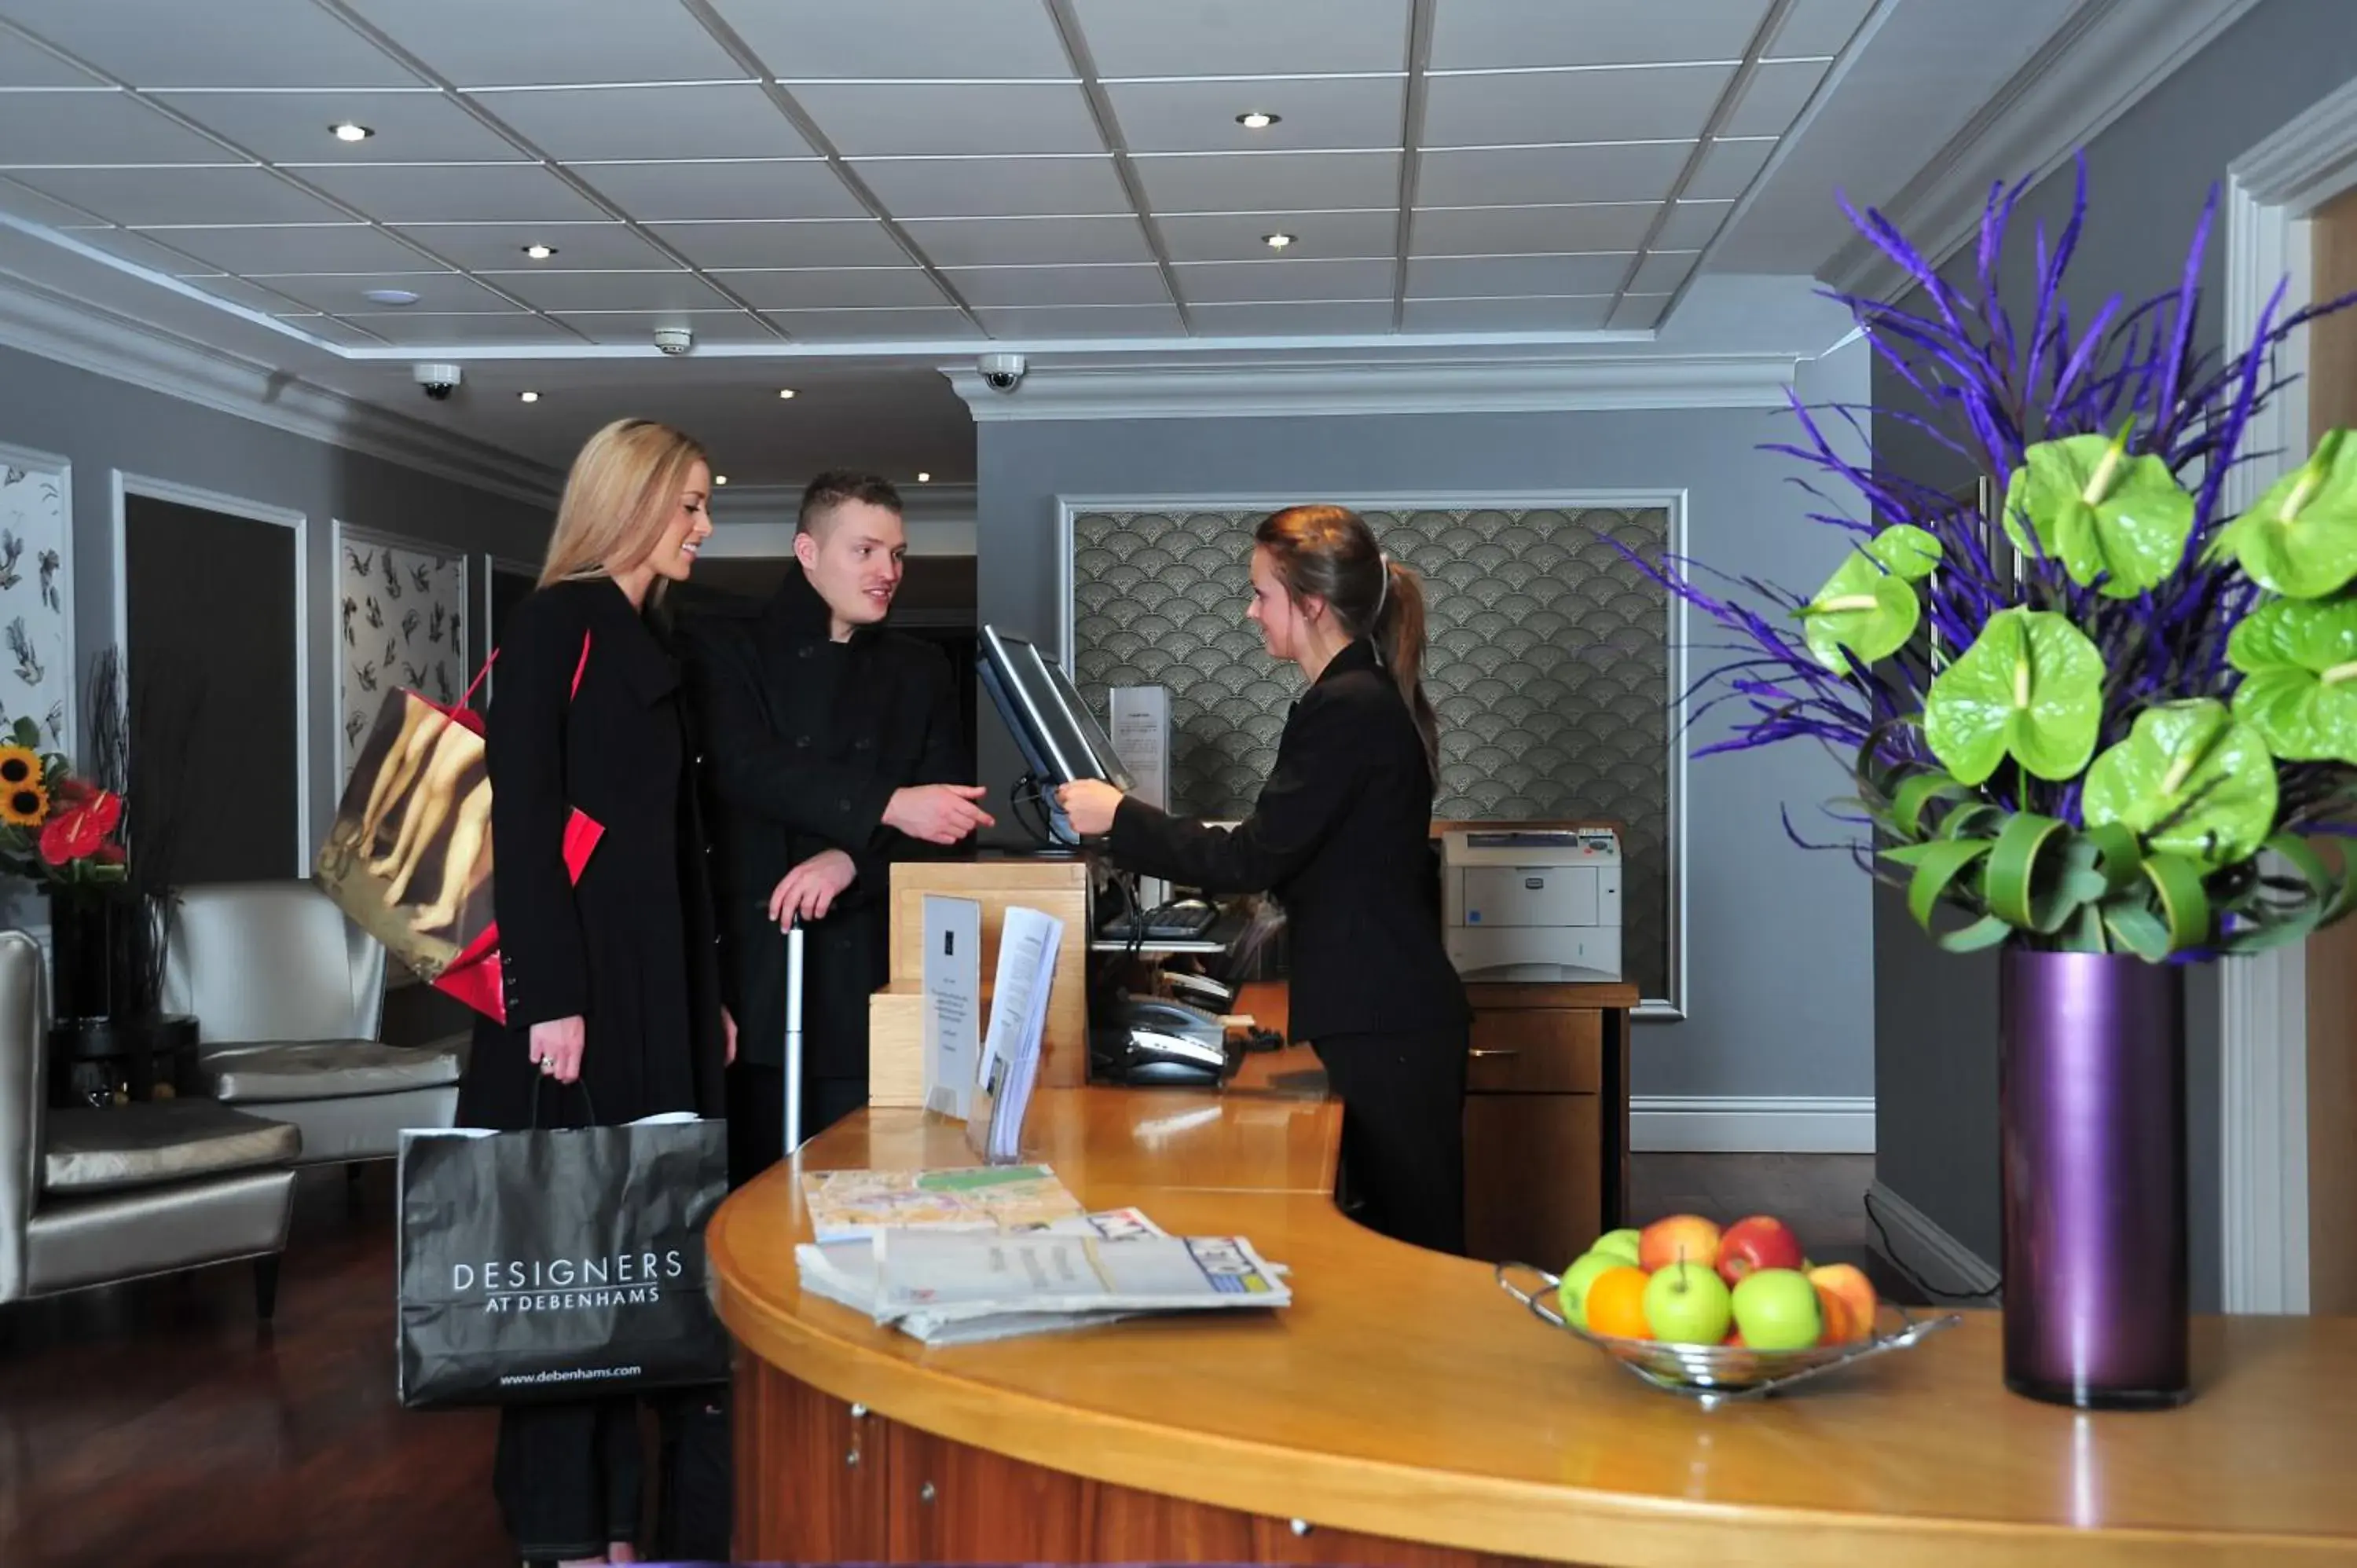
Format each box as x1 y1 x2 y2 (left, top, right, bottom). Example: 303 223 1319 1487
1091 993 1232 1086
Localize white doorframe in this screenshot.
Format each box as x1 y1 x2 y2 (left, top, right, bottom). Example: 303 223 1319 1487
112 471 312 875
2217 76 2357 1314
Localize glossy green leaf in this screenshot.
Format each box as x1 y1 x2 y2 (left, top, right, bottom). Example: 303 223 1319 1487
2082 699 2279 867
2206 429 2357 599
2227 596 2357 764
1867 525 1943 582
1801 544 1923 672
2142 852 2212 952
2002 430 2195 598
1923 608 2105 786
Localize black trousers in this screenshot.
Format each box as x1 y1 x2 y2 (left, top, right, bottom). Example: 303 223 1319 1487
726 1060 869 1188
494 1395 643 1561
1313 1024 1469 1256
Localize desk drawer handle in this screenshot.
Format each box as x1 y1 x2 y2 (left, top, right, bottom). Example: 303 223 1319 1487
1469 1048 1520 1058
920 1482 937 1505
1289 1519 1314 1537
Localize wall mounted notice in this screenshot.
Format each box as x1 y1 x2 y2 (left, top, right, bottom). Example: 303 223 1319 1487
1109 685 1170 811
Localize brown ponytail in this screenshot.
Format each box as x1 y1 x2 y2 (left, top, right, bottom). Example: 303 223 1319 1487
1253 505 1441 777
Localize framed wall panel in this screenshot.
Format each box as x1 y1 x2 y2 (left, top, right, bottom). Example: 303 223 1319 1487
333 524 470 780
0 441 73 754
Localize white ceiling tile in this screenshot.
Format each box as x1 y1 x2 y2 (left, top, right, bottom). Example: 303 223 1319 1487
108 222 429 273
1135 151 1399 214
568 160 864 222
329 309 576 346
1406 253 1630 297
475 83 811 162
0 90 240 164
341 0 746 86
1429 0 1772 70
244 270 508 313
790 82 1102 158
57 225 219 270
945 264 1168 307
1416 142 1690 207
1158 208 1396 262
1685 137 1774 200
1074 0 1411 77
851 156 1128 218
1400 295 1613 332
1422 65 1732 148
176 273 310 313
713 0 1073 79
291 163 609 223
975 304 1186 339
649 219 909 269
460 269 731 313
896 214 1150 267
152 88 521 163
10 165 346 225
0 0 423 87
701 268 948 310
1608 294 1670 329
1411 203 1659 255
1105 76 1404 154
0 34 103 86
280 313 394 347
1772 0 1879 57
549 310 781 345
0 173 101 225
391 221 674 269
1630 250 1698 291
1189 300 1395 335
766 307 982 341
1173 257 1395 304
1656 200 1731 248
1723 58 1828 137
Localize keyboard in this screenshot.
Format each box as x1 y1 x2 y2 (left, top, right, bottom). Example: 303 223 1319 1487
1102 901 1221 942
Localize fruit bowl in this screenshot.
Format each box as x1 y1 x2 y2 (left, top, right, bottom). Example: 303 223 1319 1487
1496 1261 1961 1409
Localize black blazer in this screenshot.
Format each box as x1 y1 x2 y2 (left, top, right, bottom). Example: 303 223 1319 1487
676 570 969 1072
1109 638 1468 1044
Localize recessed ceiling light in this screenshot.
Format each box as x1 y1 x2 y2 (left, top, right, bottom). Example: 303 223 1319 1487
522 243 557 260
329 122 373 142
1263 233 1296 251
518 390 540 403
916 471 931 483
362 287 419 306
1236 111 1278 129
713 474 728 485
777 387 796 399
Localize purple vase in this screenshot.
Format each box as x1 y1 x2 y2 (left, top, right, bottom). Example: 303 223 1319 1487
1998 947 2190 1409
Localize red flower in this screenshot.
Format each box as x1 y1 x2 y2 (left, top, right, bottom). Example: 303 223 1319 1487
41 789 122 867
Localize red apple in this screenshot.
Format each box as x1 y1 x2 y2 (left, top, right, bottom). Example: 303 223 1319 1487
1717 1214 1805 1287
1809 1263 1877 1342
1637 1214 1722 1273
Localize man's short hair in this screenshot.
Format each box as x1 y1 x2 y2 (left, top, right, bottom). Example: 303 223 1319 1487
798 471 903 535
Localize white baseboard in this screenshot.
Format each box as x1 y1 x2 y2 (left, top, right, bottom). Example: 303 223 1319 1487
1629 1096 1875 1153
1865 1180 2003 1300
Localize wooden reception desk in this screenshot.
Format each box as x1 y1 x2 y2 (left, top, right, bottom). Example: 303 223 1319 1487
708 1041 2357 1566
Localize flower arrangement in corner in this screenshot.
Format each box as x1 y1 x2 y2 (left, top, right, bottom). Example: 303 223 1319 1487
0 716 127 888
1651 159 2357 961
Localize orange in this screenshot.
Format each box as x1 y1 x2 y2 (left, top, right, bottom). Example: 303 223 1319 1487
1583 1266 1652 1339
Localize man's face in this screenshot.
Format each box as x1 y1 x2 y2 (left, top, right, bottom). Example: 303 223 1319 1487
794 499 907 636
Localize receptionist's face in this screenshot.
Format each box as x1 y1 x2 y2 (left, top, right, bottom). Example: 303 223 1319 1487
796 499 907 631
1245 544 1308 662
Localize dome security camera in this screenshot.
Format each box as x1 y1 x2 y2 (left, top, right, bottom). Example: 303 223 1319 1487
654 325 694 356
412 362 462 401
977 352 1026 393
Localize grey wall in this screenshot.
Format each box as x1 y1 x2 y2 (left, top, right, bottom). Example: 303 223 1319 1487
0 340 552 921
1868 0 2357 1307
977 338 1875 1104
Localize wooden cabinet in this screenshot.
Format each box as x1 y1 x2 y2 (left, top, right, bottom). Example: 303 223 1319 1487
1461 984 1633 1271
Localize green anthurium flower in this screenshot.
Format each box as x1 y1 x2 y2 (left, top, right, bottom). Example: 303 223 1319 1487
1798 526 1943 671
2227 596 2357 764
2001 429 2194 599
2082 699 2278 868
1923 607 2104 786
2206 430 2357 599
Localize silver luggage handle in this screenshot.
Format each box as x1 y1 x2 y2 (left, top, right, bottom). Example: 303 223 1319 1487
783 921 805 1156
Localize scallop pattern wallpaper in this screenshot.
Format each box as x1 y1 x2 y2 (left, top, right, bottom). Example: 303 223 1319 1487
1071 505 1674 1004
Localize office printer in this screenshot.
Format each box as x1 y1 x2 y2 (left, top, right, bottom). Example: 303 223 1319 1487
1440 827 1623 984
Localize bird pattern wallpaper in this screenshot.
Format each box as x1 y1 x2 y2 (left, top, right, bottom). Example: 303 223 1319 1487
0 447 72 757
1071 504 1675 1006
335 528 468 780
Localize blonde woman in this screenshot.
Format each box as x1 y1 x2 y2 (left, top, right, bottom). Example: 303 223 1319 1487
453 418 732 1567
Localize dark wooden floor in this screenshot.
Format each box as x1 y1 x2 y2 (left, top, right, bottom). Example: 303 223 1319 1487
1 1153 1904 1566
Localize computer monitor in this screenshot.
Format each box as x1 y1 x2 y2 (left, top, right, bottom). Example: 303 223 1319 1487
980 625 1135 795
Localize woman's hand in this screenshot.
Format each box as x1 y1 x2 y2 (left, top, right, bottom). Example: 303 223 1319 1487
724 1006 738 1067
769 848 858 925
1056 779 1126 837
529 1014 586 1084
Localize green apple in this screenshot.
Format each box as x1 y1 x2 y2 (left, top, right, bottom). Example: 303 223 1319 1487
1640 1259 1733 1345
1556 1251 1625 1330
1591 1228 1643 1266
1730 1268 1821 1350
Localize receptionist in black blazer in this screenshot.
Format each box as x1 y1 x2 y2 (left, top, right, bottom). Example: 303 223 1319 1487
1059 504 1471 1255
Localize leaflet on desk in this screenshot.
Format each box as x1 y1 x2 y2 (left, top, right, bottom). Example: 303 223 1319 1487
921 894 983 1121
798 1207 1167 1344
870 1230 1291 1327
966 905 1063 1163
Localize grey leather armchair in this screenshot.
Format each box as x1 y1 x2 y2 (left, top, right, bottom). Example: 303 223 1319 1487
162 881 462 1166
0 929 299 1317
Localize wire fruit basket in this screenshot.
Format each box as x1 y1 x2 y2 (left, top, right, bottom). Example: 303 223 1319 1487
1496 1261 1961 1409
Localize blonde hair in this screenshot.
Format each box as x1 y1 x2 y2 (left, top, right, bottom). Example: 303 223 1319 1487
538 418 710 588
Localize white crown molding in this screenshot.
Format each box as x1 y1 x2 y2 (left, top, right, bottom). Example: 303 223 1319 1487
1823 0 2266 303
0 269 562 508
944 354 1799 423
1629 1096 1875 1155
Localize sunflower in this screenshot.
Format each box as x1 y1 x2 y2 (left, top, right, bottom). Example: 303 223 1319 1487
2 782 47 827
0 746 41 789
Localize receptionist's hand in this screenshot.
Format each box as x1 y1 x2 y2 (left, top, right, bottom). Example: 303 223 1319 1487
1056 779 1125 837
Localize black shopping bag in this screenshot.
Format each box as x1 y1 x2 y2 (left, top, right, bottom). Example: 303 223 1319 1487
396 1110 730 1409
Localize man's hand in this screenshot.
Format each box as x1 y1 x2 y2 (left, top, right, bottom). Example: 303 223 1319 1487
884 783 995 844
769 848 859 925
528 1014 587 1085
1055 779 1125 837
724 1006 738 1067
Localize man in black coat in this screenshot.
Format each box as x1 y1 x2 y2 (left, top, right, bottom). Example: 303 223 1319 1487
679 472 992 1185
